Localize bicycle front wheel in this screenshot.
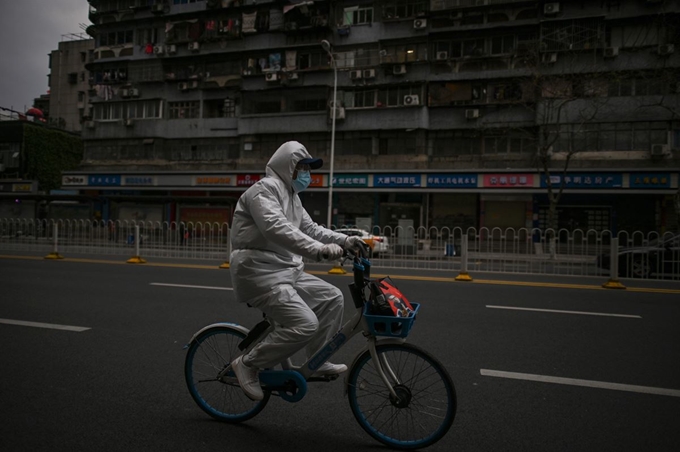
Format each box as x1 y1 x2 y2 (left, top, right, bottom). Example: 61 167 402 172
347 343 456 449
185 326 270 422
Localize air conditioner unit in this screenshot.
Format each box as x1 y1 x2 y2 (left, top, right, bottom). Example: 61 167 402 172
178 82 188 91
436 51 448 61
153 45 164 55
287 72 298 80
465 109 480 119
152 3 165 13
393 64 407 75
542 52 558 63
349 70 362 80
363 69 375 79
331 107 345 120
265 72 278 82
651 143 670 156
403 94 420 106
544 2 560 14
130 88 140 98
657 44 675 55
120 88 130 98
188 42 200 52
189 80 199 89
603 47 619 58
413 19 427 30
124 118 134 127
86 121 95 129
167 44 177 55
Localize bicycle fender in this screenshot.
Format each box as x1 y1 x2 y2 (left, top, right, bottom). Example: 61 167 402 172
185 322 249 348
343 338 406 394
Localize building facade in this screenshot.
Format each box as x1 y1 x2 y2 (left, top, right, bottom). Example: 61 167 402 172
69 0 680 232
48 35 96 132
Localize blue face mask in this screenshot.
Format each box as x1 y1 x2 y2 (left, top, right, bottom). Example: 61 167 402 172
292 170 311 192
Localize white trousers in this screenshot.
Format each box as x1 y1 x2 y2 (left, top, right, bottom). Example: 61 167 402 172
243 272 344 369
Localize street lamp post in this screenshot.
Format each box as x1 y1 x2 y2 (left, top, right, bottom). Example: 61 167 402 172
321 40 337 229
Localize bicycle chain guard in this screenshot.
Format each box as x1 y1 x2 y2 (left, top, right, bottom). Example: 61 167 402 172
259 370 308 403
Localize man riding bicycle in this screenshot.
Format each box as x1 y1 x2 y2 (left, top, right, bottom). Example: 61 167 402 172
229 141 365 401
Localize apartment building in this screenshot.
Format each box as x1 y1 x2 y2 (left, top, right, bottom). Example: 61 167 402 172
48 35 96 132
68 0 680 232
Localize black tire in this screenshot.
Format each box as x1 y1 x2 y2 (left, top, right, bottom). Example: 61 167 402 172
185 326 270 422
347 343 456 449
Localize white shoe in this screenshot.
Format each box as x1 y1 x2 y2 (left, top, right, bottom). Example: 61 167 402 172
312 362 348 377
231 355 264 401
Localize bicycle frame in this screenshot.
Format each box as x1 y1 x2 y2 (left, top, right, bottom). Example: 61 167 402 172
215 252 405 400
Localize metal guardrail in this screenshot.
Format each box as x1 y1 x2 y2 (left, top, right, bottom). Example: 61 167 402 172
0 219 678 281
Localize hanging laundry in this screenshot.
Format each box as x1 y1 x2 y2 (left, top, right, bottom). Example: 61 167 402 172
285 50 297 70
270 9 284 31
242 12 257 33
145 43 154 54
269 53 281 71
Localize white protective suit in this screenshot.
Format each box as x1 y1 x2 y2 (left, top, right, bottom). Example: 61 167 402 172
229 141 349 369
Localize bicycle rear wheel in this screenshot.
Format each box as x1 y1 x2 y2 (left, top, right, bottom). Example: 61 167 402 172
185 326 269 422
347 343 456 449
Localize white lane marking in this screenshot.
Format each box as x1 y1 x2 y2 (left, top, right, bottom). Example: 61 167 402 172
480 369 680 398
486 305 641 319
0 318 90 332
150 283 233 291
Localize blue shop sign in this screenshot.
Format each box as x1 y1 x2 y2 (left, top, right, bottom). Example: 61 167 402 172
89 175 121 186
541 173 622 188
333 174 368 187
629 173 671 189
374 174 421 187
123 176 155 186
427 174 478 188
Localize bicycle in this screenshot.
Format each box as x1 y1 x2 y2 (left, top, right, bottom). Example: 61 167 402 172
184 247 456 449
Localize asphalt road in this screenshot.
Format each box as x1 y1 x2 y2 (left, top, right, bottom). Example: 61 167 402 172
1 256 679 452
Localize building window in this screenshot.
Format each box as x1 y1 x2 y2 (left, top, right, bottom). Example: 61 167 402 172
203 98 236 118
343 6 374 25
382 0 426 19
169 101 200 119
491 36 515 55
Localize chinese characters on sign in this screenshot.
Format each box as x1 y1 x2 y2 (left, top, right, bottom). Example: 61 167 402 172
540 173 622 188
483 174 533 188
195 176 232 186
333 174 369 187
374 174 421 188
426 174 477 188
309 175 324 187
88 175 121 186
237 174 262 186
123 176 155 186
629 173 671 189
62 176 88 186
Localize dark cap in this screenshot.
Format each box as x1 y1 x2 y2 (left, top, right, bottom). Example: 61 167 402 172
297 157 323 169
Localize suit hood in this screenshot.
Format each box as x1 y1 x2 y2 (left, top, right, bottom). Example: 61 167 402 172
265 141 313 188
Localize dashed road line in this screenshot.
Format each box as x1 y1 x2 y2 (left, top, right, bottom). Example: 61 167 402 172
0 318 90 332
150 282 233 291
481 369 680 398
486 305 641 318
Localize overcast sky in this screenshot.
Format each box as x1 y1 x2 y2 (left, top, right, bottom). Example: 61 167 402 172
0 0 90 113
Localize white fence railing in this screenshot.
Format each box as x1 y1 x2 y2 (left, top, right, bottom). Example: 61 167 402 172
0 219 678 281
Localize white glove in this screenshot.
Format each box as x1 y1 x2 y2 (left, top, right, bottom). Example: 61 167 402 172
318 243 343 261
344 236 366 251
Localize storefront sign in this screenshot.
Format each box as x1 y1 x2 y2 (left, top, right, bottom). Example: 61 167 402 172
333 174 369 187
12 183 34 192
89 175 121 186
541 173 622 188
123 176 156 186
374 174 421 187
62 175 88 186
237 174 262 186
427 174 478 188
483 174 533 188
194 176 233 186
629 173 671 189
309 174 324 187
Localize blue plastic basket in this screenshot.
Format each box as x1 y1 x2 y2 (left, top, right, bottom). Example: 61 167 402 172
363 302 420 338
